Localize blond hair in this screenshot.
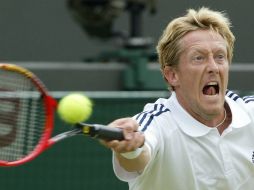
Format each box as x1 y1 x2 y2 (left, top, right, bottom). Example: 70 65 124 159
156 7 235 70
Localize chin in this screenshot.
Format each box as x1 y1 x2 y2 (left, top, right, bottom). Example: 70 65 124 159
200 98 224 113
202 104 223 117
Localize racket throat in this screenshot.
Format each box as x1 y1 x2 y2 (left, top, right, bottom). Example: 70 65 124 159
48 128 82 146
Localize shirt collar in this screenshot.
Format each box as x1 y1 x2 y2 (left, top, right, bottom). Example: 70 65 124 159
225 95 251 128
168 92 251 137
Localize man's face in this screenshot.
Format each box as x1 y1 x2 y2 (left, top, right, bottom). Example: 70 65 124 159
165 30 229 121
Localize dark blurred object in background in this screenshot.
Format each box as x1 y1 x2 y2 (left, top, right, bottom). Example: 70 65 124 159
67 0 157 40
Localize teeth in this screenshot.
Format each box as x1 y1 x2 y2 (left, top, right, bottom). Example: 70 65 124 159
207 82 218 85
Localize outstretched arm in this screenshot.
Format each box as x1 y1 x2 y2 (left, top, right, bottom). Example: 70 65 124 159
102 118 151 172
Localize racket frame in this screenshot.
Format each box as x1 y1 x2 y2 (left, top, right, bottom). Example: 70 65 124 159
0 64 124 167
0 64 57 167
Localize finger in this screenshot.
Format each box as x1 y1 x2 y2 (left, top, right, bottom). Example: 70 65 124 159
114 132 145 153
122 125 135 140
100 139 120 149
109 118 139 131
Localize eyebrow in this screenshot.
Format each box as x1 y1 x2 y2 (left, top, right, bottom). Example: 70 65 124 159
188 45 227 54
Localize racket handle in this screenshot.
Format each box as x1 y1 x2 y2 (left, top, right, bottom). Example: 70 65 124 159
78 123 124 141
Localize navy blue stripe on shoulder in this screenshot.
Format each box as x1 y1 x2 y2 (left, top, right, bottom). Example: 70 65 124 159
226 90 240 101
136 104 159 124
243 96 254 103
135 104 170 132
226 90 254 104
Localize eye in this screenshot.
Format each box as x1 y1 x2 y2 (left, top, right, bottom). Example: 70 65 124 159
192 55 205 63
215 53 226 63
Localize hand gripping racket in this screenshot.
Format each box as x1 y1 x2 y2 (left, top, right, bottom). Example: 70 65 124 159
0 63 124 167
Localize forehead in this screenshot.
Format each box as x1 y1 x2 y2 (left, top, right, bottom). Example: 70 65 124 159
180 30 227 52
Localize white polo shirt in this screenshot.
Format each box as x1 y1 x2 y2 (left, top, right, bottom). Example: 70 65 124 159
113 90 254 190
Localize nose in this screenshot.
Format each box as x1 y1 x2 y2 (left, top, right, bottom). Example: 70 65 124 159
207 56 219 74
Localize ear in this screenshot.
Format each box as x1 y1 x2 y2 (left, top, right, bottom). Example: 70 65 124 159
163 66 180 88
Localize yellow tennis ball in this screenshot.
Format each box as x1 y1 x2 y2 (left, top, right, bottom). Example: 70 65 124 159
57 93 93 124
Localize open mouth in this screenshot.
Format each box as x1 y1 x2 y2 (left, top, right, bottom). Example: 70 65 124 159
202 82 219 96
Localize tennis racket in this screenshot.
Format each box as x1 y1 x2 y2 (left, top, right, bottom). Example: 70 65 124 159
0 63 124 167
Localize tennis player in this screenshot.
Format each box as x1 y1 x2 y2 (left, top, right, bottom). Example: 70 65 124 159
103 7 254 189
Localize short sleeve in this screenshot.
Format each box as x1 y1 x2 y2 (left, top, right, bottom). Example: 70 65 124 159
243 95 254 112
112 100 170 182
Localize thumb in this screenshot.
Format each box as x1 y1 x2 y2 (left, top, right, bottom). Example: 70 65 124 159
123 126 134 140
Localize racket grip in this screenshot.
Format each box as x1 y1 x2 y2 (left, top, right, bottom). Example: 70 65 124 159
80 123 124 141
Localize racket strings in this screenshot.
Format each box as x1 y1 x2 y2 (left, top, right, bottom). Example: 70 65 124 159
0 70 46 162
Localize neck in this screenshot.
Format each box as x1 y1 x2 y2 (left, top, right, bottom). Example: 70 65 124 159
213 108 227 128
216 104 232 135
